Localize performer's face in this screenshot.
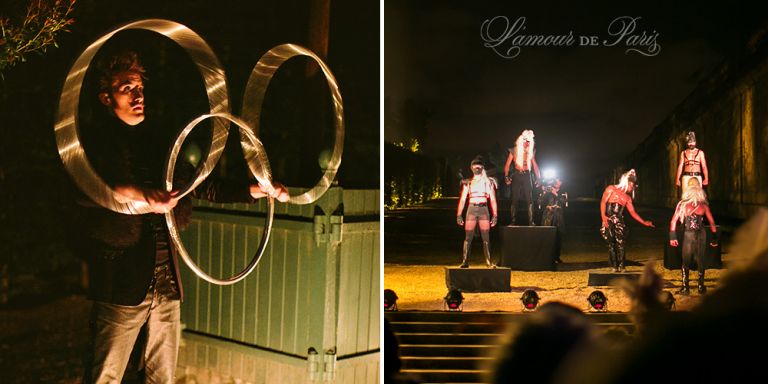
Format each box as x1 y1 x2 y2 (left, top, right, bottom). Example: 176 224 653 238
688 141 696 148
554 180 562 189
523 140 530 148
472 165 483 175
100 71 145 126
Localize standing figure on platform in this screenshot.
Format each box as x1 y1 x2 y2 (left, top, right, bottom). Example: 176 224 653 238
675 131 709 195
540 178 567 263
669 178 718 294
457 156 498 268
599 169 655 272
504 130 540 225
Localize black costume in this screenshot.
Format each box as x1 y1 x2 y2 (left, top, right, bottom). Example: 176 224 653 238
541 190 566 262
540 191 566 228
679 213 707 294
510 170 534 225
600 202 626 271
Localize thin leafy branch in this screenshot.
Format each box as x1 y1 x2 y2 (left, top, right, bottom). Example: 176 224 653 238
0 0 76 76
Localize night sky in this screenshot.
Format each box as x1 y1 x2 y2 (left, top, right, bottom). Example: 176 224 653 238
385 0 766 196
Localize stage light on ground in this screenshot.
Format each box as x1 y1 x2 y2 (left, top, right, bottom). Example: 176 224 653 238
587 290 608 311
520 289 540 311
660 290 675 310
543 168 557 180
444 289 464 311
384 289 398 311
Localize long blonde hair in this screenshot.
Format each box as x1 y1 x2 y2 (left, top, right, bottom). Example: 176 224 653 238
675 186 707 223
615 169 636 193
514 130 535 170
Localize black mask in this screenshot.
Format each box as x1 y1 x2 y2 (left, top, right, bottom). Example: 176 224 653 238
472 167 483 175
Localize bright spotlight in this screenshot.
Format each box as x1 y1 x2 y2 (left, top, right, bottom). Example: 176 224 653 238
543 169 556 180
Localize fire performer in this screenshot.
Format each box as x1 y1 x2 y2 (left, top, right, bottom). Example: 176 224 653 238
669 178 718 294
599 169 655 272
675 131 709 195
457 156 498 268
504 130 540 225
80 51 288 383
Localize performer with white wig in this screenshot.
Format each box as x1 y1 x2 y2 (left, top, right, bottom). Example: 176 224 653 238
675 131 709 195
669 177 718 294
504 130 540 225
457 156 498 268
599 169 655 272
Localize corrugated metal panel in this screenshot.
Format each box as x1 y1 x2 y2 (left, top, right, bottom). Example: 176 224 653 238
180 187 379 363
336 224 380 357
177 332 380 384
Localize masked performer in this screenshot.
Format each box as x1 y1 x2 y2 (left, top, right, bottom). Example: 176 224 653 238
540 178 567 263
599 169 655 272
504 130 540 225
675 131 709 195
669 178 718 294
457 156 498 268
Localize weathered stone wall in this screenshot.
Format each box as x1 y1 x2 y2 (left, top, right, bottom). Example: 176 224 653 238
616 36 768 219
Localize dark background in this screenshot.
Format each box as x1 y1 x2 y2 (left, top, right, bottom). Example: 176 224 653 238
0 0 379 278
385 0 767 197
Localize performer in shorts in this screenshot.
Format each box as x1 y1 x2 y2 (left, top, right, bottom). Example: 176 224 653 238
457 156 498 268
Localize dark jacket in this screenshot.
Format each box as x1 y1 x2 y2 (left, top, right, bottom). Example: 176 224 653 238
79 119 254 305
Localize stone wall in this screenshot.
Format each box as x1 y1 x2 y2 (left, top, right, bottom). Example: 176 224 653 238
615 34 768 219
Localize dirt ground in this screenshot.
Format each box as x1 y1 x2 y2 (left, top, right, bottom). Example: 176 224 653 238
0 294 88 383
384 263 730 312
385 198 743 313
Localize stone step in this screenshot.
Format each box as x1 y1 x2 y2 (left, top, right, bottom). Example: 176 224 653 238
400 369 489 383
401 356 495 370
396 332 505 345
399 344 498 358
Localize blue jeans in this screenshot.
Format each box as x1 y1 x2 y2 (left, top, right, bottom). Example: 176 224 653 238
87 285 180 383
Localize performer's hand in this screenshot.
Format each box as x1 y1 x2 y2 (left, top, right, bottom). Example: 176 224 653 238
269 182 290 202
676 180 681 187
644 220 655 228
251 182 290 202
505 176 512 185
670 239 678 247
601 218 608 229
490 215 498 227
703 179 709 186
143 188 178 214
457 216 465 226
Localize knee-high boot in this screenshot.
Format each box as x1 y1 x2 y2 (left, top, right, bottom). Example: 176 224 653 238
482 241 495 268
460 240 471 268
528 203 535 226
678 268 690 295
697 270 707 294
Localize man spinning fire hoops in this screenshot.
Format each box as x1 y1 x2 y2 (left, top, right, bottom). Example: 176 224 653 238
457 156 498 268
599 169 654 272
504 130 540 226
